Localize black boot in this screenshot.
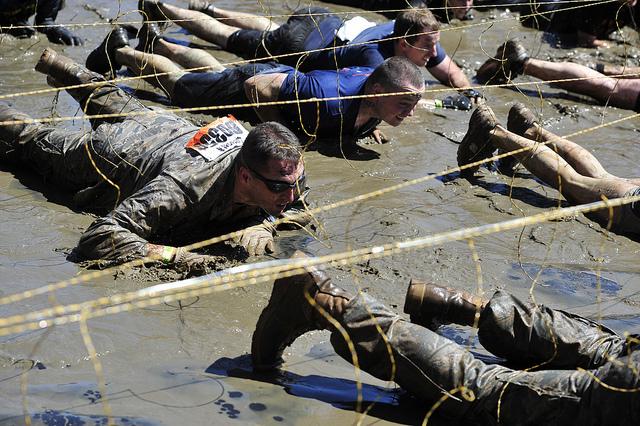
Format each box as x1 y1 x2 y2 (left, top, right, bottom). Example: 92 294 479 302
139 0 169 30
403 280 485 330
136 22 162 53
85 26 130 75
475 39 529 85
188 0 216 17
251 251 352 371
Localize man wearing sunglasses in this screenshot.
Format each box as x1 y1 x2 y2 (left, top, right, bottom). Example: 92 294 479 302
0 49 306 269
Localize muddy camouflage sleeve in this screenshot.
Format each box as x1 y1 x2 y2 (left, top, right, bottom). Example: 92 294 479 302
77 174 192 262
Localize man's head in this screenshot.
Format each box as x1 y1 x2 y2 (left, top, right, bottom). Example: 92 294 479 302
447 0 474 20
236 122 304 215
364 57 425 127
393 8 441 67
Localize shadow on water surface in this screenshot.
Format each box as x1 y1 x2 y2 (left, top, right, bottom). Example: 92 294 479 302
205 354 444 425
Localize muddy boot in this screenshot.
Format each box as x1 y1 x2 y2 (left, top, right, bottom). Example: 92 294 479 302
136 22 162 53
37 48 141 119
36 47 109 104
85 26 130 75
139 0 169 30
496 103 540 175
0 104 34 160
189 0 216 17
251 251 352 371
456 101 498 177
475 39 529 85
507 102 538 137
403 279 485 329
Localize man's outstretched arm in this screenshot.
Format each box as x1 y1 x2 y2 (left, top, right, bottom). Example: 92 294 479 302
428 55 470 88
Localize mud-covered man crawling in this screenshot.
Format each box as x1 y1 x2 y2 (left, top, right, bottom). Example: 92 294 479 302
0 48 306 271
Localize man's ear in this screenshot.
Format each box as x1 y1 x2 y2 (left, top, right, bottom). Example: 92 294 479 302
371 82 384 95
237 165 251 184
396 38 408 52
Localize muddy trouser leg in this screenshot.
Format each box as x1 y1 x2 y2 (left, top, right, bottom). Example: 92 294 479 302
329 293 590 423
478 291 628 369
575 348 640 424
6 83 187 189
63 78 149 129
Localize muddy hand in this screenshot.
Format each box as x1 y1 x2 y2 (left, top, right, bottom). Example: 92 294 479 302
235 223 275 256
173 248 218 271
371 128 390 144
45 26 84 46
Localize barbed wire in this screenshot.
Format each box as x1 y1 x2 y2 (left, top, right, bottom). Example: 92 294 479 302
1 109 637 311
0 0 623 31
0 0 628 105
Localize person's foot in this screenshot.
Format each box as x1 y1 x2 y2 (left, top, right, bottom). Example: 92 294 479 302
139 0 169 29
403 280 485 329
0 104 32 159
475 39 529 85
136 22 162 53
85 26 130 75
189 0 216 16
251 251 352 371
37 47 105 86
456 101 498 177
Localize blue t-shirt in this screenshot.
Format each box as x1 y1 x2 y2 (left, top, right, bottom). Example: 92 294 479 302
277 67 380 140
304 21 446 71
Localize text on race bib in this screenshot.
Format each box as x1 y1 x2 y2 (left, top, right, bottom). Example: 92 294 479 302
186 115 249 161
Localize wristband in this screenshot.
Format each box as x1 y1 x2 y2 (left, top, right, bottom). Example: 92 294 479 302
433 99 444 109
162 246 176 264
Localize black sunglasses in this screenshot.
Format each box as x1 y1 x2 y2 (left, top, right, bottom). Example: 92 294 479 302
246 164 306 194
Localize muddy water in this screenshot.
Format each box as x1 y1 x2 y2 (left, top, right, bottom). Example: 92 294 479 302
1 0 640 424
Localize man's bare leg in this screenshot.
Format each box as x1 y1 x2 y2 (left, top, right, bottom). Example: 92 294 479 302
154 2 239 48
490 125 636 222
115 46 185 97
523 59 640 110
207 6 278 31
152 38 224 71
509 108 614 179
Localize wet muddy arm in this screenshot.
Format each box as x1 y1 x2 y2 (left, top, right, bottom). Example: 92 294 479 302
427 55 470 88
76 176 192 262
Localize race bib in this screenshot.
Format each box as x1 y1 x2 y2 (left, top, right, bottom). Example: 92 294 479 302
186 116 249 162
336 16 376 42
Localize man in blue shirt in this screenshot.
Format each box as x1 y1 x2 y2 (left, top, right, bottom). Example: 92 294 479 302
138 1 469 88
301 0 474 21
86 27 425 146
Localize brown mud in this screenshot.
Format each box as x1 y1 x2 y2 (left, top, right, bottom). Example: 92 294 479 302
1 1 640 425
